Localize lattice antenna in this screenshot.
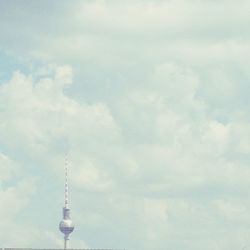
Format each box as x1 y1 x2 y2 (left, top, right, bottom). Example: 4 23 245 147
65 154 69 208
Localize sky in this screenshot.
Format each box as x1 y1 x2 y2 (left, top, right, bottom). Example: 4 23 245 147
0 0 250 250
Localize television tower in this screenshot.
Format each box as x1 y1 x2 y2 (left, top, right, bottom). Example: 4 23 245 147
59 155 75 249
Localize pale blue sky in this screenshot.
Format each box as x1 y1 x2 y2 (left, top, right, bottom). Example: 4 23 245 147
0 1 250 250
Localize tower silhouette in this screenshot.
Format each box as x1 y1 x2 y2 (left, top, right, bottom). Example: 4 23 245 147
59 155 75 249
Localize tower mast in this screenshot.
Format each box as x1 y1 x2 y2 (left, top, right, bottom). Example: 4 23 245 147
59 155 75 249
65 157 69 208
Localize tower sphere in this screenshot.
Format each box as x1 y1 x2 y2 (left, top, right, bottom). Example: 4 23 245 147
59 207 75 235
59 218 74 235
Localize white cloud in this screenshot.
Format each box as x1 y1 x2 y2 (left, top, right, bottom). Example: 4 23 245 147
1 61 250 250
0 65 119 153
72 155 114 192
0 1 250 249
0 176 37 246
0 65 120 247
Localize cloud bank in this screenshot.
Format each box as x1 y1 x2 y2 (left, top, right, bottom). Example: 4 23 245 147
0 1 250 250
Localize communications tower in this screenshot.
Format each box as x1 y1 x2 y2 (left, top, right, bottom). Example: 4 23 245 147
59 156 75 249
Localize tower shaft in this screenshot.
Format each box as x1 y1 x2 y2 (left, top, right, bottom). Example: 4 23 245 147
64 235 69 250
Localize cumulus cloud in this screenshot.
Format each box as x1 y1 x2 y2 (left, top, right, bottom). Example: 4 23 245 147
0 153 37 246
1 62 250 250
0 1 250 250
0 65 120 247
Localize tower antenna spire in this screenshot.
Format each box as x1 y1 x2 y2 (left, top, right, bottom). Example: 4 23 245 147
65 155 69 208
59 154 75 249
